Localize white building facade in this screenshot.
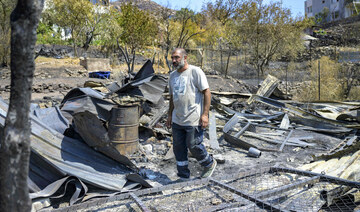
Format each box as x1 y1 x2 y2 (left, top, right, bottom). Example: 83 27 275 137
305 0 360 21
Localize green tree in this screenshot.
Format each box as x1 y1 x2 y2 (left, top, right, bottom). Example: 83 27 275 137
203 0 240 26
36 21 65 45
236 0 309 79
0 0 16 66
82 4 111 51
117 2 158 74
173 8 204 48
97 7 122 56
315 7 329 24
345 0 360 16
157 4 174 72
49 0 94 56
202 0 243 76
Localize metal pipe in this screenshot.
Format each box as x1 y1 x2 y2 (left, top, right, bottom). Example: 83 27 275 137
209 179 289 212
279 129 294 152
129 192 151 212
234 122 251 138
256 176 320 199
270 166 360 188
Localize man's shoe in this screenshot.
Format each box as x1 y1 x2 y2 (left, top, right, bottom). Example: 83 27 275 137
177 173 190 179
201 159 217 178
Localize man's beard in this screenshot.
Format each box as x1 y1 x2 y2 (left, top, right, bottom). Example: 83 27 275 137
173 57 185 70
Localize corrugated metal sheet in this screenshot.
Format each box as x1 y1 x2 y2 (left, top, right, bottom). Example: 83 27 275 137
301 149 360 182
0 97 130 191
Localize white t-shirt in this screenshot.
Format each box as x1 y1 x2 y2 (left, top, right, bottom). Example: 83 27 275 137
169 65 209 126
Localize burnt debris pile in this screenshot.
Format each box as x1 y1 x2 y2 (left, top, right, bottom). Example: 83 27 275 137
1 61 360 211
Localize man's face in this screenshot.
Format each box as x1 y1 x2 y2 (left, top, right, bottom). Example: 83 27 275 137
171 51 185 70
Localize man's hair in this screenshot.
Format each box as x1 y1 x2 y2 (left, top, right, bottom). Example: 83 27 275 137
172 48 187 57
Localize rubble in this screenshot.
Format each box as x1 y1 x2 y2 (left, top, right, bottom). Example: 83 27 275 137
2 58 360 211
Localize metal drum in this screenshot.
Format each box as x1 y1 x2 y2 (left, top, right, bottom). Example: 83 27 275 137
108 104 139 156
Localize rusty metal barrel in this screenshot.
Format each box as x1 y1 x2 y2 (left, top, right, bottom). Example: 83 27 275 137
108 104 139 156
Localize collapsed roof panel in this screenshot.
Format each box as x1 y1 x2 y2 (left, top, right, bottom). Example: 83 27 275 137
132 59 155 81
61 87 105 105
115 75 167 104
0 97 133 191
31 104 69 135
109 61 167 104
28 151 66 192
249 95 360 132
61 94 116 121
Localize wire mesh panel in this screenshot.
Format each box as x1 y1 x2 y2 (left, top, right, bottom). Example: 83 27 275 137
138 184 255 212
75 198 139 212
269 167 360 212
55 166 360 212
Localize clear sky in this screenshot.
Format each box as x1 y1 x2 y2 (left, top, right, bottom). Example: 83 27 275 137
150 0 305 17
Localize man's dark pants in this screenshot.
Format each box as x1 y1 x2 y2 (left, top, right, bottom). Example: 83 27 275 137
172 122 213 178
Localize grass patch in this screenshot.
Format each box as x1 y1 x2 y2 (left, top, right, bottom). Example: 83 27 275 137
297 56 344 101
35 56 80 65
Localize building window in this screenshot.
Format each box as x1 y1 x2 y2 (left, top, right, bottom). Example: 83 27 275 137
322 0 325 3
307 6 313 13
332 11 339 19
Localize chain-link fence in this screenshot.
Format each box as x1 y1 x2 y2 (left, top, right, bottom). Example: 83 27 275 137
184 47 360 100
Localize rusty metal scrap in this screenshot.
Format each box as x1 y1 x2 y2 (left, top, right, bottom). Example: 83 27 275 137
223 132 277 152
247 74 280 104
249 95 360 130
221 110 313 151
147 104 169 128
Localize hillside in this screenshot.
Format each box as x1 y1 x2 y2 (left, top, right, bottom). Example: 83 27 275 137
111 0 168 12
314 15 360 47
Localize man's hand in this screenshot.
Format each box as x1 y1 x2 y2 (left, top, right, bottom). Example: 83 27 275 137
167 94 174 129
166 116 172 129
200 88 210 129
200 114 209 129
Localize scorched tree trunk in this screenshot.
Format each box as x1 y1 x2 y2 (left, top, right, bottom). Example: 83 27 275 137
0 0 43 211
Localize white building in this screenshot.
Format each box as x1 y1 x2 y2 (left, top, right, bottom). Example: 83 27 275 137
305 0 360 22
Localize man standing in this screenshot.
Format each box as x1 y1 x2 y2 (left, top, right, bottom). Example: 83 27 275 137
166 48 216 179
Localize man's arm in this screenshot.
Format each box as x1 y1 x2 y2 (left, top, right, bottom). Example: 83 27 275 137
166 94 174 129
200 88 211 128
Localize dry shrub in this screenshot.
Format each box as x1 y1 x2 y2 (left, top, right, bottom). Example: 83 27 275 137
35 56 80 65
297 56 344 101
348 86 360 100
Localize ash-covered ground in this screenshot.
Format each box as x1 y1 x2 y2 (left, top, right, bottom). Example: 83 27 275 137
0 57 348 211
